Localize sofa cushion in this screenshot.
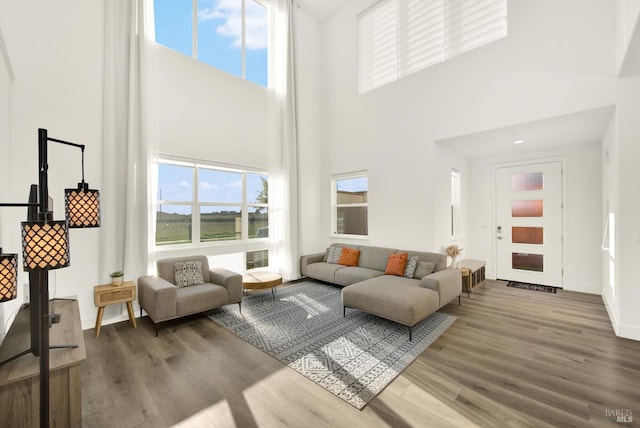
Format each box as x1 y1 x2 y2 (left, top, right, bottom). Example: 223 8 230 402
306 262 347 283
334 267 384 286
174 261 205 288
157 255 211 284
342 275 439 326
327 246 343 264
385 252 408 276
176 283 228 316
338 247 360 267
404 255 419 278
414 261 436 278
357 246 396 271
407 251 447 273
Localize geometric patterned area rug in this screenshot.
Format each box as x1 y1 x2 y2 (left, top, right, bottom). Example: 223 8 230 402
507 281 558 293
207 281 455 409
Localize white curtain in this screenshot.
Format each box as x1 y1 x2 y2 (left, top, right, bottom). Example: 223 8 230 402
100 0 157 283
268 0 299 281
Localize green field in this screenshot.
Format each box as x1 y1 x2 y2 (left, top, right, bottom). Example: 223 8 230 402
156 211 268 245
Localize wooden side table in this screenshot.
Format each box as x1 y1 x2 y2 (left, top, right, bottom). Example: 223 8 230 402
460 267 471 297
242 271 282 300
94 280 137 338
459 259 486 296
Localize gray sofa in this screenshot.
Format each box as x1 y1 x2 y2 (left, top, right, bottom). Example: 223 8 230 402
138 255 243 336
300 244 461 340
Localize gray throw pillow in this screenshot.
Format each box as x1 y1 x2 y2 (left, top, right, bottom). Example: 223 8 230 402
414 261 436 279
403 255 419 278
326 246 343 264
174 261 205 288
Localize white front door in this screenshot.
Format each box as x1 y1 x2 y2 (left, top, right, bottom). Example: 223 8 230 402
495 162 563 287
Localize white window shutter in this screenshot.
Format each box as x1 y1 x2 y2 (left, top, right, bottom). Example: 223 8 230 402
359 0 397 93
397 0 444 78
359 0 507 93
445 0 507 59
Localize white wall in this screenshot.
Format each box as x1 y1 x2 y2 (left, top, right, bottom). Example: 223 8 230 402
599 0 640 341
601 112 620 323
0 0 104 331
617 0 640 74
297 0 616 257
467 143 603 294
155 47 268 168
294 8 328 255
0 25 17 340
610 74 640 339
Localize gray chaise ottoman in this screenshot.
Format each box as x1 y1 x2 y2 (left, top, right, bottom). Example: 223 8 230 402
342 275 441 341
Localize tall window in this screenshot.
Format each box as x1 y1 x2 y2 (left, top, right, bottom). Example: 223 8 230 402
451 169 461 237
156 158 269 249
359 0 507 93
156 163 194 245
154 0 268 87
333 172 368 237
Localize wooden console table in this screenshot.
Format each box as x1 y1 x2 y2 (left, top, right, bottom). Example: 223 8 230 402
0 299 86 427
459 259 486 296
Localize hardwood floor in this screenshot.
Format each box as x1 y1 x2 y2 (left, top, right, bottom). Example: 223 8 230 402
81 280 640 427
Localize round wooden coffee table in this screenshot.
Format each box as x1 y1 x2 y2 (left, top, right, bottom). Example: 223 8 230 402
242 271 282 300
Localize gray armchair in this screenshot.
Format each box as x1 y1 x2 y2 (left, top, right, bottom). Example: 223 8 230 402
138 255 242 336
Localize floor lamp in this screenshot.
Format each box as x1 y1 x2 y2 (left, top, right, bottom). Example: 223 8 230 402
0 128 100 428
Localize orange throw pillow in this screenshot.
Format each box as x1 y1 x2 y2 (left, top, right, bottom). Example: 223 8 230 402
385 252 408 276
338 247 360 267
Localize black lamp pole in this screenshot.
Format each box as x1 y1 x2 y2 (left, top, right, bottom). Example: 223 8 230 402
0 128 98 427
37 128 51 428
35 128 88 427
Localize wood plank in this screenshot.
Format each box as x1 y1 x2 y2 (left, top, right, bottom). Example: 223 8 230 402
81 280 640 427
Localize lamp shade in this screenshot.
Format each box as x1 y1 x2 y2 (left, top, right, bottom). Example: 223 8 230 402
21 220 70 271
65 182 100 228
0 250 18 302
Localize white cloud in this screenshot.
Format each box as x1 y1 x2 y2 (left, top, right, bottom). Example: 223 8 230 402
179 180 191 188
198 0 267 50
228 180 243 188
200 182 220 190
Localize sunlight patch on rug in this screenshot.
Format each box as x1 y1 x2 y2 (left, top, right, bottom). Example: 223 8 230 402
208 281 455 409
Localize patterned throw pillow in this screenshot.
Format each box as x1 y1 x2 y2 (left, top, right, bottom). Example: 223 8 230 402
338 247 360 267
403 255 419 278
174 261 205 288
414 261 437 279
326 246 343 264
385 252 408 276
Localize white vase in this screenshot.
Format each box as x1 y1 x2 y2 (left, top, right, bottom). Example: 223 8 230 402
450 255 458 269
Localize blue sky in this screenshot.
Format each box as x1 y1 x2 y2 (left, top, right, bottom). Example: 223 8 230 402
154 0 268 87
157 163 267 215
337 177 369 193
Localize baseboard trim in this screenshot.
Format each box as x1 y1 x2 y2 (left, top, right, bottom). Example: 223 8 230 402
81 303 142 331
602 293 640 341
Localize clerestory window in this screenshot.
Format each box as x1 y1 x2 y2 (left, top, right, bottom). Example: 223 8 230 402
359 0 507 93
154 0 268 87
